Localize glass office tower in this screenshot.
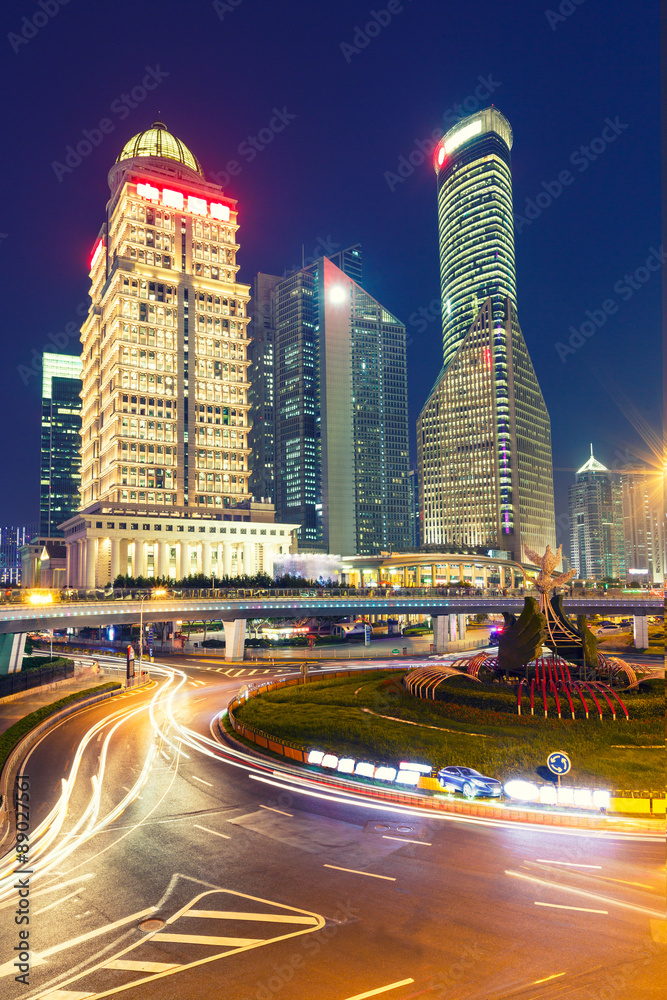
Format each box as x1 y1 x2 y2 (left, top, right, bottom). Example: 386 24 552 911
40 352 83 537
418 108 556 561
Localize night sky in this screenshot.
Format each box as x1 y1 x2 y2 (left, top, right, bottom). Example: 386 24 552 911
0 0 661 556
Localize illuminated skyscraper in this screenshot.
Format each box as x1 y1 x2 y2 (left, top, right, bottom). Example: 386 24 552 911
568 447 624 580
62 122 296 587
40 352 83 537
418 108 556 561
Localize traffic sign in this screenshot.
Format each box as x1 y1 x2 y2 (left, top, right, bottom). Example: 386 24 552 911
547 751 571 776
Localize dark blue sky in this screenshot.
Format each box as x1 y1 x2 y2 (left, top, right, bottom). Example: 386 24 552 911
0 0 661 553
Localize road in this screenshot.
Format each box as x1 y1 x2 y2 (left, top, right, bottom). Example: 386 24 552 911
0 657 663 1000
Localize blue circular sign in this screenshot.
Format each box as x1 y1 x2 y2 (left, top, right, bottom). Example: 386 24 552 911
547 751 571 775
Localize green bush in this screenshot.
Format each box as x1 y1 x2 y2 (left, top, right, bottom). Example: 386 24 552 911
21 655 74 672
0 682 122 774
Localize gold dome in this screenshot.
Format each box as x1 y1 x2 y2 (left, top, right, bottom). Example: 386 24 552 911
116 121 202 175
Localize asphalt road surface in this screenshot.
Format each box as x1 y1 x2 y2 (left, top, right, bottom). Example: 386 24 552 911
0 657 663 1000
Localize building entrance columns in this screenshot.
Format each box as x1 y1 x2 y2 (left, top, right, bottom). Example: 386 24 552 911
86 537 97 589
202 543 212 580
110 537 121 584
157 540 169 579
222 541 232 578
179 541 190 581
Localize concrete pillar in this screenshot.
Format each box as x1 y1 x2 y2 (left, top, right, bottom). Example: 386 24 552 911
0 633 27 675
78 539 85 589
202 541 212 579
459 563 465 584
136 540 146 579
433 615 448 652
403 566 408 587
431 564 436 588
482 566 488 590
222 541 232 579
262 543 274 579
447 614 458 641
66 544 72 587
179 541 190 581
243 541 253 577
445 563 451 586
457 614 467 640
415 565 422 586
633 616 649 649
110 538 120 584
86 537 97 589
158 540 169 579
223 618 246 660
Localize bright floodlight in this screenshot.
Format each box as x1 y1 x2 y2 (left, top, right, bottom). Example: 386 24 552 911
504 779 539 802
28 593 53 605
329 285 347 304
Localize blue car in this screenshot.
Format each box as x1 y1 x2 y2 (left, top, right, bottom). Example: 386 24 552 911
437 766 503 798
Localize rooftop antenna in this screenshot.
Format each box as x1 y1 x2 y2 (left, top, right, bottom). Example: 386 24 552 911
301 244 305 268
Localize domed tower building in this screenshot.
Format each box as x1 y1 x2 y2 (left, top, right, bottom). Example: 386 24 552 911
64 123 297 587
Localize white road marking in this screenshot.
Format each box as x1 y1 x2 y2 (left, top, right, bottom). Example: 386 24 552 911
105 960 180 972
259 804 293 817
382 836 432 846
323 864 396 881
505 870 665 919
0 873 95 912
184 910 319 924
192 775 213 786
233 669 245 677
535 902 608 914
39 992 96 999
152 932 262 946
343 979 415 999
193 824 230 839
535 859 602 868
34 888 83 916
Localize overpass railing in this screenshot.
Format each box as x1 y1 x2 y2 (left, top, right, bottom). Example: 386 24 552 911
1 586 659 607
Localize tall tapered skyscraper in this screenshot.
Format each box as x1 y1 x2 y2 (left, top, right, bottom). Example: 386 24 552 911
418 108 556 561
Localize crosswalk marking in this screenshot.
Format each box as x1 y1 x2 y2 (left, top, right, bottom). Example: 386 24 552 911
152 932 262 947
105 960 180 973
184 910 319 924
39 992 95 999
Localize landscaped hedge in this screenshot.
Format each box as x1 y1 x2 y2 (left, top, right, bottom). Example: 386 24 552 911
21 655 74 672
0 682 121 774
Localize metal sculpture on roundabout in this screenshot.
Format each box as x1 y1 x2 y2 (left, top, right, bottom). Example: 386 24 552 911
404 545 639 719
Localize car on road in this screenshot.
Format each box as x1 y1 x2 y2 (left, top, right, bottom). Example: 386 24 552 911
488 628 503 646
437 766 503 798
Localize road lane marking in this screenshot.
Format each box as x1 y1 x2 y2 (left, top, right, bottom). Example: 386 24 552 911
532 973 566 985
105 960 181 972
535 859 602 868
342 979 415 999
34 888 83 916
0 908 156 978
39 992 96 999
259 804 293 817
535 902 607 914
184 910 319 924
152 932 262 946
600 876 653 889
506 869 666 919
323 865 396 881
193 824 230 839
382 836 432 846
0 873 96 912
192 775 213 786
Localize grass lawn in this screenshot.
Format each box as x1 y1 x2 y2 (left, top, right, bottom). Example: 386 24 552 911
598 625 664 656
234 671 665 791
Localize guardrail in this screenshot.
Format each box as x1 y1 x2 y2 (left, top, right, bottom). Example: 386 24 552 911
224 669 666 822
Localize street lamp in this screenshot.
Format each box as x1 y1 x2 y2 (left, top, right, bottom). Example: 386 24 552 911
138 588 167 679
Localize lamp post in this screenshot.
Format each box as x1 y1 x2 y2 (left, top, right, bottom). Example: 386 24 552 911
138 595 145 680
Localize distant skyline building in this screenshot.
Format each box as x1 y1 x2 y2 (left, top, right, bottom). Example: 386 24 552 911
1 526 33 586
62 122 296 587
40 352 83 538
408 469 420 549
568 446 624 580
249 253 410 556
247 273 279 504
418 107 556 562
621 470 664 585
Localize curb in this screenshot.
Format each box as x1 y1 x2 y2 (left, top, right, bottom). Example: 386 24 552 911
0 679 152 848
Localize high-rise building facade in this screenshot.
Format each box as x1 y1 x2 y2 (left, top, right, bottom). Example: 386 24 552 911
62 122 296 587
250 256 410 556
621 471 664 584
247 273 279 504
1 526 31 585
418 108 556 562
568 447 624 580
40 352 83 537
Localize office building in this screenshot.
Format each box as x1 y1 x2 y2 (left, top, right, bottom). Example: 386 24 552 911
568 446 624 580
250 256 410 556
1 526 31 586
40 352 83 537
62 122 296 587
408 469 420 549
621 471 664 585
247 273 279 504
418 108 556 562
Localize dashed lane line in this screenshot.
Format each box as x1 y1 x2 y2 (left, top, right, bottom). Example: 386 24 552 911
192 776 213 786
323 864 396 882
259 804 293 817
343 979 415 999
193 824 230 839
535 902 608 914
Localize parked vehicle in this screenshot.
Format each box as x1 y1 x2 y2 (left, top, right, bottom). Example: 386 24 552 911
437 766 503 798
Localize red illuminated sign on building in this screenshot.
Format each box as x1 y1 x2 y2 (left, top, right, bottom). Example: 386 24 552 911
135 181 231 221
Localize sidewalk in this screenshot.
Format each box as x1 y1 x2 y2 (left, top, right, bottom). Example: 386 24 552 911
0 667 121 738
